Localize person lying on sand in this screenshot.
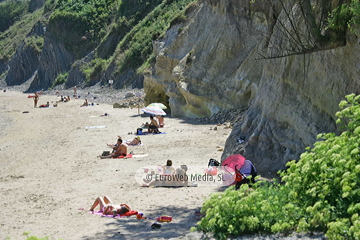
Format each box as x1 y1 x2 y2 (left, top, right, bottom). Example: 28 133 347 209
100 138 127 159
126 136 141 146
107 136 141 147
39 102 50 108
142 165 189 187
89 195 130 217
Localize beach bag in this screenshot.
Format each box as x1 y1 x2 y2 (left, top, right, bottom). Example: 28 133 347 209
208 158 220 167
102 151 110 156
136 128 143 135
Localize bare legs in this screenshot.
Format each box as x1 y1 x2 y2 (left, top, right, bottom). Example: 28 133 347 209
89 195 113 211
100 153 118 159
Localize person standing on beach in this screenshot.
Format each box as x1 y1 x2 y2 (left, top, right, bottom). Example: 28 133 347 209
73 86 77 96
33 92 39 108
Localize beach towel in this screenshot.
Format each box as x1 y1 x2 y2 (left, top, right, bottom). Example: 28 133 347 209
85 126 106 129
113 154 133 159
27 95 36 98
136 132 166 136
87 210 138 218
113 154 148 159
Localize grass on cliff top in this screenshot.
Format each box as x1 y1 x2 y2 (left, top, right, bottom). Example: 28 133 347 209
0 8 44 61
110 0 195 74
197 93 360 239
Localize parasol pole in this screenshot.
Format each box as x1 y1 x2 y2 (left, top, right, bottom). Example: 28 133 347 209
135 93 142 115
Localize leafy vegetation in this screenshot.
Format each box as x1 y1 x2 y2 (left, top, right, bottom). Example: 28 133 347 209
51 72 68 87
0 8 43 61
48 0 120 58
327 0 360 33
25 36 44 53
81 58 110 84
112 0 193 75
197 94 360 239
0 0 29 32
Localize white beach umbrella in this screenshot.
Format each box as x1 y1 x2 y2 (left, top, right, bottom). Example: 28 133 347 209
147 102 167 109
142 106 166 116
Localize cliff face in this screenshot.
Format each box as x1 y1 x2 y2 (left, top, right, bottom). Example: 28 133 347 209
4 20 75 92
144 0 360 175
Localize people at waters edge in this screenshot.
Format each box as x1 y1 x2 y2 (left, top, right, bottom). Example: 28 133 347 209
81 99 88 107
100 138 127 158
89 195 130 217
156 115 165 127
33 92 39 108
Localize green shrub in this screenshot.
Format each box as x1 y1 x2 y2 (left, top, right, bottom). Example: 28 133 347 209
0 0 29 32
197 94 360 239
0 8 43 61
327 0 360 33
81 58 109 83
113 0 194 74
25 36 44 52
51 72 68 87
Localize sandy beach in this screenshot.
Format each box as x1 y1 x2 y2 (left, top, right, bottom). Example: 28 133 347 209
0 90 232 240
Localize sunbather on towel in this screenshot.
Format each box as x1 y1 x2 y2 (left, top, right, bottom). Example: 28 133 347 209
89 195 130 217
39 102 50 108
143 165 189 187
108 136 141 147
100 138 127 159
126 136 141 146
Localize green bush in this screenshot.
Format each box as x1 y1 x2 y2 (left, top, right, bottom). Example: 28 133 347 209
81 58 109 83
48 0 120 58
0 8 43 61
0 0 29 32
327 0 360 33
25 36 44 52
197 94 360 239
114 0 194 74
51 72 68 87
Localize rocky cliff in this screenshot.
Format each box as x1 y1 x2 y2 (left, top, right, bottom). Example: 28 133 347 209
144 0 360 176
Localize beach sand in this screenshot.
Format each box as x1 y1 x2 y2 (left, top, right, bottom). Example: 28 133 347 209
0 90 231 240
